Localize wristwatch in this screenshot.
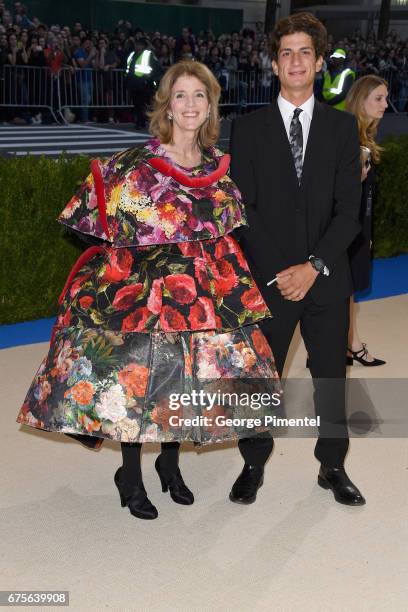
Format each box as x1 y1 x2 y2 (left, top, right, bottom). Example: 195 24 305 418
308 255 330 276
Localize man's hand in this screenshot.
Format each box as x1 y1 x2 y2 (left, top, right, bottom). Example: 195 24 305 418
276 262 319 301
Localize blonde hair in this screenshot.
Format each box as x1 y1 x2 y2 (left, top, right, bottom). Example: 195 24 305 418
148 60 220 148
345 75 388 164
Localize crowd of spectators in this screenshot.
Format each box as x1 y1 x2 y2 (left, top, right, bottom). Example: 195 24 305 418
1 0 408 124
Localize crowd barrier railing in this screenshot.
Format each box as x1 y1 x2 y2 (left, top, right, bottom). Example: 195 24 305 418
217 69 280 107
0 64 59 123
372 67 400 112
0 65 406 123
57 67 132 121
380 67 408 113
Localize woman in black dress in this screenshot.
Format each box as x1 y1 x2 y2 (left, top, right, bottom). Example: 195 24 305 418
345 75 388 366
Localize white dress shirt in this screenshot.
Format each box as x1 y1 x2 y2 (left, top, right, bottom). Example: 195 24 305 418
277 93 315 162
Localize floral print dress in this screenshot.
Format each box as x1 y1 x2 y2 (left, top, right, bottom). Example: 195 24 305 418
17 138 281 448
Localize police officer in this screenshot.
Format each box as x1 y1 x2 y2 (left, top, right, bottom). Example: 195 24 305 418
126 38 162 129
322 48 355 111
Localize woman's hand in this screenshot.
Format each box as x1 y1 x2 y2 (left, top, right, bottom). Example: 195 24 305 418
361 163 370 182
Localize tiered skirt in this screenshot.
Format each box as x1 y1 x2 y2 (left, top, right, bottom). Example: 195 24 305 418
17 235 281 447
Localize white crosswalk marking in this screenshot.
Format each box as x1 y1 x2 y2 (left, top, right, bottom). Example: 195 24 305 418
13 147 130 155
0 124 150 157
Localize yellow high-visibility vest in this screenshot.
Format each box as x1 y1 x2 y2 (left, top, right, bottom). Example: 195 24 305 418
323 68 355 110
126 50 153 77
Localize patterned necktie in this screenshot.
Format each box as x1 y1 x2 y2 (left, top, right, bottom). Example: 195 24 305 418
289 108 303 184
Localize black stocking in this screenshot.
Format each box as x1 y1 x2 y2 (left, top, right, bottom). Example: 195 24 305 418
159 441 180 474
120 442 142 492
120 441 181 491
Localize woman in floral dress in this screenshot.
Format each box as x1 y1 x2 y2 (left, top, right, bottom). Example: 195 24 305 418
17 61 280 520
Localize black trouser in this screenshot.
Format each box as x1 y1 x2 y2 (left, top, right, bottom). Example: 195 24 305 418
130 89 151 128
239 296 350 468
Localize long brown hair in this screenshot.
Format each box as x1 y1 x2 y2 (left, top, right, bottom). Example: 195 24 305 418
148 60 220 148
345 75 388 163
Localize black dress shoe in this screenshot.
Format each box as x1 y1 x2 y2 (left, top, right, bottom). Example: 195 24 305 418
229 464 264 505
155 456 194 505
114 468 158 520
318 465 366 506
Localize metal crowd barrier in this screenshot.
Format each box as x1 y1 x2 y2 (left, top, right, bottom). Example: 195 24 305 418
0 64 59 123
380 67 407 113
218 69 280 107
57 67 132 120
0 65 406 123
372 67 400 112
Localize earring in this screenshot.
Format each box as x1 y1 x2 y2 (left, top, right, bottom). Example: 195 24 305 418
167 113 173 120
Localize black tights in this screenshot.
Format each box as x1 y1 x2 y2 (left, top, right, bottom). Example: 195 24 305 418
120 442 180 490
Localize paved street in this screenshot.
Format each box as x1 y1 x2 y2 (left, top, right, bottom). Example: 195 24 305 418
0 113 405 158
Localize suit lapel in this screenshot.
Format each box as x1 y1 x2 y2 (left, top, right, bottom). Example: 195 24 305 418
265 100 300 189
300 100 326 191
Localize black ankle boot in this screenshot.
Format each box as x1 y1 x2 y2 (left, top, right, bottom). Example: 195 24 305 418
114 467 158 520
155 455 194 505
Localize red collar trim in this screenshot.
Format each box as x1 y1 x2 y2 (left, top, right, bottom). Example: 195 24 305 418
147 154 230 188
90 158 111 240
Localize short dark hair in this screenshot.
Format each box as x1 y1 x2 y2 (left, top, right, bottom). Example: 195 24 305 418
270 12 327 60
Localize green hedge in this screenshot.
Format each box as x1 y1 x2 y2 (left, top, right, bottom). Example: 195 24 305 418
0 155 89 325
374 135 408 257
1 137 408 325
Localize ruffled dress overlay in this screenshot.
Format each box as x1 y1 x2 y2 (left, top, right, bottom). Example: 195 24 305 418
17 139 281 447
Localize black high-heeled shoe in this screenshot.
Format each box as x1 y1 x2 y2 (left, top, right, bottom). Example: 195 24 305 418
155 456 194 505
114 467 158 520
347 343 386 367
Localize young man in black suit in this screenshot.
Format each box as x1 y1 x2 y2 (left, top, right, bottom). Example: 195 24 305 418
229 12 365 506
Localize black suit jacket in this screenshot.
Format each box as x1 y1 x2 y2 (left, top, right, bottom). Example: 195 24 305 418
230 98 362 313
